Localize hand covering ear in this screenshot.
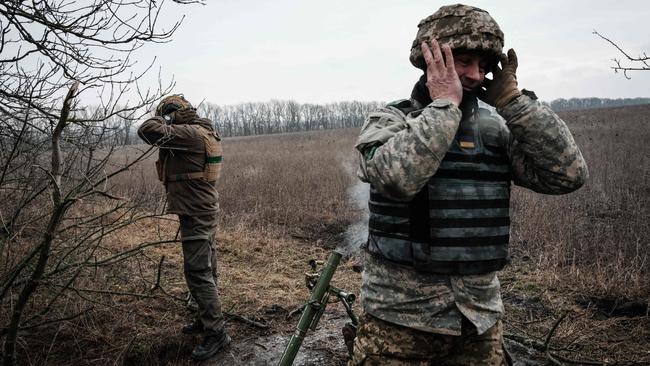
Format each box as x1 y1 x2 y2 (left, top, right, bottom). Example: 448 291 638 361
480 48 522 108
173 107 199 124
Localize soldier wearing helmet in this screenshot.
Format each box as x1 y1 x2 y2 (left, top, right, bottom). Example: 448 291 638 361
138 95 229 361
350 4 587 365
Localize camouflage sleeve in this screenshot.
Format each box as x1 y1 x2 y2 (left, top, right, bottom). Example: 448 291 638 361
498 95 588 194
137 117 203 152
355 100 462 201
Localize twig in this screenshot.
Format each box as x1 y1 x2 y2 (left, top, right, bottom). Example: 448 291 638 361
18 307 93 332
544 311 568 351
593 30 650 79
154 284 187 303
543 312 568 365
47 283 160 299
505 332 553 350
149 255 165 292
287 304 306 319
505 313 608 366
223 312 268 329
593 30 649 62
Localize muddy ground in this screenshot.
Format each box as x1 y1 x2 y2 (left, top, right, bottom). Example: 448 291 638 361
202 306 547 366
196 289 648 366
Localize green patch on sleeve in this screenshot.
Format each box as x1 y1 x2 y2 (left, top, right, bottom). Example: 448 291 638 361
365 146 379 161
207 156 222 163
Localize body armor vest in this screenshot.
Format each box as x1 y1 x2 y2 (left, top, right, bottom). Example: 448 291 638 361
156 126 223 183
366 101 511 275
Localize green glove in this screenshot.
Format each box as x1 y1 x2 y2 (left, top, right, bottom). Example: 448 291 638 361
480 48 522 109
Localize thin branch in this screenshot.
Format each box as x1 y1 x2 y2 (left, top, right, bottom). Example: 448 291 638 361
544 312 568 351
149 255 165 292
223 312 269 330
594 30 650 79
8 307 93 334
593 30 649 62
45 283 161 299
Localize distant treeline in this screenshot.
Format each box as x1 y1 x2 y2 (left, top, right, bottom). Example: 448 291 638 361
197 100 383 138
115 97 650 142
547 97 650 111
196 97 650 138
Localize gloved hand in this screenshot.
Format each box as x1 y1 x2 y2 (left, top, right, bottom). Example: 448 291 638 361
172 107 199 124
480 48 522 109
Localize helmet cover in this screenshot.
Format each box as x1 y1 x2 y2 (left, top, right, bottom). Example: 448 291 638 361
155 94 193 116
409 4 504 70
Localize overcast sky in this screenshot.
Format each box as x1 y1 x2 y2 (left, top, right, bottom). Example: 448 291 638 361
140 0 649 105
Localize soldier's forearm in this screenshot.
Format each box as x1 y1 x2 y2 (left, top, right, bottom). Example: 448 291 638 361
137 117 169 145
499 95 588 194
359 102 461 201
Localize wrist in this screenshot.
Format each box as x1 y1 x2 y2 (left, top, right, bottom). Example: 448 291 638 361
429 98 460 108
432 96 461 107
495 89 522 109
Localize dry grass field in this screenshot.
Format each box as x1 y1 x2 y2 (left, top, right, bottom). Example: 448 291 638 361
4 105 650 365
500 105 650 365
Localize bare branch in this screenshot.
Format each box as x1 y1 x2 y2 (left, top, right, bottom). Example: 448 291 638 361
594 30 649 78
0 1 194 364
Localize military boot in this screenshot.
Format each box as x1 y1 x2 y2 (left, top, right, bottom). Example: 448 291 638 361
190 331 231 361
181 320 204 335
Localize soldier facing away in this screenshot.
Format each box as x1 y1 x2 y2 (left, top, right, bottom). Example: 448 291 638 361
350 4 587 365
137 95 229 361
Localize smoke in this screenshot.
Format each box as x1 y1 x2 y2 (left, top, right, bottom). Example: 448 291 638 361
337 158 369 257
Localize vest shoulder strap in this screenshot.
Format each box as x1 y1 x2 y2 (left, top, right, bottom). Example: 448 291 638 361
196 126 223 182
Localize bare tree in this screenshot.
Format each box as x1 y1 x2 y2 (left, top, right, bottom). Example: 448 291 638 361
0 1 195 364
200 100 383 137
594 30 649 79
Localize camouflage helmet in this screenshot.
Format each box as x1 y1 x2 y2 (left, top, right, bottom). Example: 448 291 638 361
155 94 193 116
409 4 504 70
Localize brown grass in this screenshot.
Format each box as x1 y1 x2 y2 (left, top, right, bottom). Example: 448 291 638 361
502 105 650 365
509 104 650 299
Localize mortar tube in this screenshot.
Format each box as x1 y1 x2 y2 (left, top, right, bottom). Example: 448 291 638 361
278 251 342 366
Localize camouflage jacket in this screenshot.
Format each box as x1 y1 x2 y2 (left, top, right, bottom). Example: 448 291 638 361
138 115 220 215
356 94 587 335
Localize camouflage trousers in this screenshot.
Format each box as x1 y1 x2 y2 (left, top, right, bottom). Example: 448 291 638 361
179 213 225 335
349 313 508 366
